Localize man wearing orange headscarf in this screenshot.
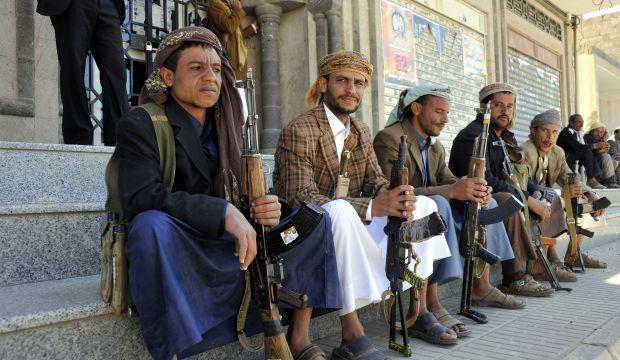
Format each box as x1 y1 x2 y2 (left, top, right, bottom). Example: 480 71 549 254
275 51 455 356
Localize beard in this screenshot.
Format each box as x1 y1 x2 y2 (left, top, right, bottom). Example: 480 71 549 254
324 92 360 116
490 114 510 131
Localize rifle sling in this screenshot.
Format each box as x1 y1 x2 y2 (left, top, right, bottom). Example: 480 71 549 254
563 185 580 264
237 271 263 352
478 196 523 226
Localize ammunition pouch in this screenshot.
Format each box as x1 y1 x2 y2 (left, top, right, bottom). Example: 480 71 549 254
99 212 131 315
512 163 530 190
265 201 325 255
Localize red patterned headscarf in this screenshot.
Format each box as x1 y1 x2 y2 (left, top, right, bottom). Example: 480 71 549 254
139 26 244 200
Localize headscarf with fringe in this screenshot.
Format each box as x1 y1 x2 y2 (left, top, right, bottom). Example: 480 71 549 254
306 50 373 108
139 26 244 201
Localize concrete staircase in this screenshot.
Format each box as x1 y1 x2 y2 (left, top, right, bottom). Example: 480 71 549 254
1 140 618 359
0 142 362 359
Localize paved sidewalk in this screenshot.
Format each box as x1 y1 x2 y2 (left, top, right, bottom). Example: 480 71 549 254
315 225 620 359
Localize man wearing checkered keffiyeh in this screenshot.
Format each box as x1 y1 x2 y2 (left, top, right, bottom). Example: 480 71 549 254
274 51 453 356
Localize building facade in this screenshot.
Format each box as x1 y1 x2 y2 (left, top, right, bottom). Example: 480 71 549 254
0 0 583 153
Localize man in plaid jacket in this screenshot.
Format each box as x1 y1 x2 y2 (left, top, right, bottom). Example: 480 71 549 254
274 51 454 358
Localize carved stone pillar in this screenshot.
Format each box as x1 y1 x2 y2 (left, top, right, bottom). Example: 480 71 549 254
255 3 283 153
314 13 328 60
325 8 342 52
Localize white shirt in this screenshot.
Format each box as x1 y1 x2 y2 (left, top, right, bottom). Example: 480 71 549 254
325 104 351 162
324 104 372 221
568 128 585 144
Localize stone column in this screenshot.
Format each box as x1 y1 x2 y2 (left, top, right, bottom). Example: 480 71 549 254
326 8 342 52
255 3 283 153
314 13 328 60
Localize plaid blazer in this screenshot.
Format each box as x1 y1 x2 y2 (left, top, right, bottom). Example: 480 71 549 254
274 105 389 220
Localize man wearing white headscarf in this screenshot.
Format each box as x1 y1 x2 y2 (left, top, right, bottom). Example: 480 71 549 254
374 85 523 339
585 122 618 188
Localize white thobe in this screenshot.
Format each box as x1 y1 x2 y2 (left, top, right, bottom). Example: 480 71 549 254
322 105 451 316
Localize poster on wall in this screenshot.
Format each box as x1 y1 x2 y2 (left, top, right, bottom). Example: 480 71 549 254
380 0 417 87
413 14 449 59
462 34 485 76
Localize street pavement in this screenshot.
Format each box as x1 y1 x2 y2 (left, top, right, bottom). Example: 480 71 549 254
315 220 620 359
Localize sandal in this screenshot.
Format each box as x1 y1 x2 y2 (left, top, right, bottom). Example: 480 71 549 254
295 344 327 360
582 253 607 269
471 287 525 309
432 307 471 338
408 312 457 345
498 274 554 297
534 264 577 283
330 335 387 360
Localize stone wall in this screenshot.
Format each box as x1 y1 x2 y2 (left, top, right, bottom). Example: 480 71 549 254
580 12 620 60
0 0 61 143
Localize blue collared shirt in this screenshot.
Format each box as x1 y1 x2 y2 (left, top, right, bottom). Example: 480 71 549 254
189 113 219 159
411 127 431 186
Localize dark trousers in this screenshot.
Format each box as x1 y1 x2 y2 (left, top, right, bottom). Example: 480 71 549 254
566 148 601 180
51 0 128 146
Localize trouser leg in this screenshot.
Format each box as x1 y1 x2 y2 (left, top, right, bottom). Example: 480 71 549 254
51 0 98 144
91 0 129 146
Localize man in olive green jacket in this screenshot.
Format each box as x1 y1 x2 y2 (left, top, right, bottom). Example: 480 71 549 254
374 85 524 341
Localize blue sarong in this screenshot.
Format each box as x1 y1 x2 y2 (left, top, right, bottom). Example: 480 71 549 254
427 195 514 285
126 209 341 360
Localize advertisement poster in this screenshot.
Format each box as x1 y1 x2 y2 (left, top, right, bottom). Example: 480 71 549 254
462 34 485 76
381 0 417 87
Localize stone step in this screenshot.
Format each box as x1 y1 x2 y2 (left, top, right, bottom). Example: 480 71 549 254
0 275 369 360
0 141 113 206
0 203 104 287
0 141 276 207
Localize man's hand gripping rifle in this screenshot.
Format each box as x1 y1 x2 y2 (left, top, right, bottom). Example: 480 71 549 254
235 69 308 360
460 108 521 324
497 136 569 291
381 135 448 357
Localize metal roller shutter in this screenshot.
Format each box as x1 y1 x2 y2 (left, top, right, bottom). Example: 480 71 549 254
508 48 562 144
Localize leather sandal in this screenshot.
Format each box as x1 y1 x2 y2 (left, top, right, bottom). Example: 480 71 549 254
432 307 471 338
295 344 327 360
471 287 525 309
408 312 457 345
582 253 607 269
498 275 554 297
330 335 387 360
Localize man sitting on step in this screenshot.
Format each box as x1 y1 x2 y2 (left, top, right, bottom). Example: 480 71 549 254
522 110 608 271
114 27 341 360
449 83 555 298
373 85 523 338
274 50 456 355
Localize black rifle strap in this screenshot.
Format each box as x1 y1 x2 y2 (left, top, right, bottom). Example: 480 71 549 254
478 195 523 226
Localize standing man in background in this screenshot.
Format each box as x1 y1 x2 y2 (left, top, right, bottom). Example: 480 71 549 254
37 0 129 146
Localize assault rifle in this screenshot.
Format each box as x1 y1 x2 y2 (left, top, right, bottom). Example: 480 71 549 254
529 189 571 292
496 136 565 289
564 161 587 273
382 135 447 356
235 69 308 360
460 108 522 324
